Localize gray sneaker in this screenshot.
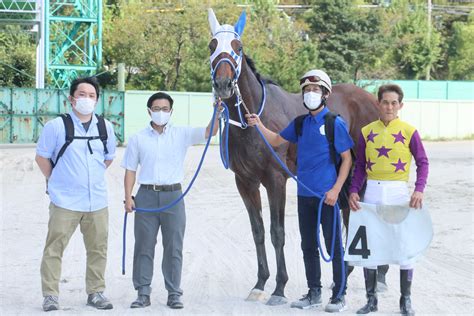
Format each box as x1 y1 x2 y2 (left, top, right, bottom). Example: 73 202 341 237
87 292 113 310
325 296 347 313
167 294 184 309
290 288 322 309
130 295 151 308
42 295 59 312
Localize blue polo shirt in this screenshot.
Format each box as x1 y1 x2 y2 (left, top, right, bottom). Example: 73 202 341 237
280 107 354 197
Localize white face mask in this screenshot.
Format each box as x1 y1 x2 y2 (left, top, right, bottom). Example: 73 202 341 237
150 110 171 126
304 92 323 110
74 97 96 115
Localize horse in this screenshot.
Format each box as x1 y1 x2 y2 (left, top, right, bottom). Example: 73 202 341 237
207 9 379 305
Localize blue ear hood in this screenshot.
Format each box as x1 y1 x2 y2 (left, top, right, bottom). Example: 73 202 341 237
234 11 246 37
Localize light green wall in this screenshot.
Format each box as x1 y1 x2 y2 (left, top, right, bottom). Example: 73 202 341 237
359 80 474 100
401 99 474 139
124 91 216 144
124 91 474 143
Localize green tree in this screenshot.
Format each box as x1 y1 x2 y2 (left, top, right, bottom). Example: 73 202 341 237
103 0 317 92
382 0 442 80
244 0 319 92
448 12 474 80
0 25 35 87
303 0 386 83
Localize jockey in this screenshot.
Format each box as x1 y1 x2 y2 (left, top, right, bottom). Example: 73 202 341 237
349 84 429 315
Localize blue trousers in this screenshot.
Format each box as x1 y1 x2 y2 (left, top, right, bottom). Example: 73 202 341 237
297 195 346 298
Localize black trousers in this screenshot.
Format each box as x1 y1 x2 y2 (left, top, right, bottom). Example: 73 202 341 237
297 195 346 298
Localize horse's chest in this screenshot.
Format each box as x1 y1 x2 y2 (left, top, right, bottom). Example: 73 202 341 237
228 138 267 177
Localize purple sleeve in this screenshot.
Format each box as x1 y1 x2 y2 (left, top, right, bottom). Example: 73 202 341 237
409 130 429 192
349 132 367 194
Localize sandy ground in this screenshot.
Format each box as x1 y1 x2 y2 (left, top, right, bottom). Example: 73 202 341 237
0 141 473 315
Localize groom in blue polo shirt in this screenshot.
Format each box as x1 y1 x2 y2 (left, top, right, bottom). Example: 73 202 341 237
246 69 353 313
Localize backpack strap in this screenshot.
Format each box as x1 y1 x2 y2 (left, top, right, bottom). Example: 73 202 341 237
51 114 109 168
294 114 309 137
95 114 109 155
51 114 75 168
324 111 339 168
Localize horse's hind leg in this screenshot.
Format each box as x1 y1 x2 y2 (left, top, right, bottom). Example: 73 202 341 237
235 176 269 301
264 174 288 305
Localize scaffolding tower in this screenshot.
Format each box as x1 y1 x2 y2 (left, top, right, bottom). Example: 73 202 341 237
45 0 102 88
0 0 43 87
0 0 102 88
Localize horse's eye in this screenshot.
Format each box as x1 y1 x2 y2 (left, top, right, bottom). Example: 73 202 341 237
209 39 217 54
231 40 242 55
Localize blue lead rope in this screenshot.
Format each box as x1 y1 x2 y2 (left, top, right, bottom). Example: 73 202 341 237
122 105 219 275
219 96 346 297
253 126 346 298
217 86 346 298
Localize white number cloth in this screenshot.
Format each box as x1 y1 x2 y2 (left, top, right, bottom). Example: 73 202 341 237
344 202 433 266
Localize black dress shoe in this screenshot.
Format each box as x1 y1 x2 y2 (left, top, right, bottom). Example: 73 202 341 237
130 295 151 308
167 294 184 309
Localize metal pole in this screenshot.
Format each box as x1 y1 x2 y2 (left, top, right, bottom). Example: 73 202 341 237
36 0 45 88
117 63 125 91
427 0 432 40
426 0 432 80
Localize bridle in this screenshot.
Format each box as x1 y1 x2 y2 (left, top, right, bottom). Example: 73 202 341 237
209 29 266 129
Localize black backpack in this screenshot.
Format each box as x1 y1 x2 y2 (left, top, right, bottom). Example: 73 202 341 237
50 113 109 168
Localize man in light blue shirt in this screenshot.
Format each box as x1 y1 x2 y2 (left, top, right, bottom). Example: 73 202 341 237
35 77 116 312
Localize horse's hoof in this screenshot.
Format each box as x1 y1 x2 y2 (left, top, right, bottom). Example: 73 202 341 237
245 289 267 302
266 295 288 306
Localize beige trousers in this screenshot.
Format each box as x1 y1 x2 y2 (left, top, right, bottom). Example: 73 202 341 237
40 203 108 296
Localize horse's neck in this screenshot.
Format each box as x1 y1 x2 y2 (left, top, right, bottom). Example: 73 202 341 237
234 61 263 115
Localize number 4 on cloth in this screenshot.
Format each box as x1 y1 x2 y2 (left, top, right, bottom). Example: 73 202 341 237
348 226 371 259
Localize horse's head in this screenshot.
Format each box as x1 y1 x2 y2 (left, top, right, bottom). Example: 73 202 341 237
208 9 246 99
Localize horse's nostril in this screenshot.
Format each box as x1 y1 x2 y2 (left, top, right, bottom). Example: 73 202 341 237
215 78 233 91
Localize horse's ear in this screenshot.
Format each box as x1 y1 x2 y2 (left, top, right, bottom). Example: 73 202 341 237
208 8 220 36
234 10 246 37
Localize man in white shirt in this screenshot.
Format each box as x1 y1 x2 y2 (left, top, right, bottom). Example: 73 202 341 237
122 92 221 309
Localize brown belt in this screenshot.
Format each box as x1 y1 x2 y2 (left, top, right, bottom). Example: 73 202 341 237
141 183 182 192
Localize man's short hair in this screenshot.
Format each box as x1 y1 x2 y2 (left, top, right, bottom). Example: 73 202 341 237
70 77 100 100
378 84 404 103
147 92 174 109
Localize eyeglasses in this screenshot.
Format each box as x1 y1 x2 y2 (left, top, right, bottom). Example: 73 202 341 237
150 107 171 113
299 75 322 86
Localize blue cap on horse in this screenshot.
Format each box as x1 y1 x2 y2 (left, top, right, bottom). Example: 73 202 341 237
234 11 246 37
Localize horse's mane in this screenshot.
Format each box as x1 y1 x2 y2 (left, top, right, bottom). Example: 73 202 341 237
244 54 278 86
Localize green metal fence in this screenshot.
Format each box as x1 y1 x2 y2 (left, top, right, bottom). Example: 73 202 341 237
0 87 124 144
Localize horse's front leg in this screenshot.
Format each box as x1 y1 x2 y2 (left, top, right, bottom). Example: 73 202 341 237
235 175 269 302
263 172 289 306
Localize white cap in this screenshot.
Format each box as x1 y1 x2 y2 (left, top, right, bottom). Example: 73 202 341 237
300 69 332 93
